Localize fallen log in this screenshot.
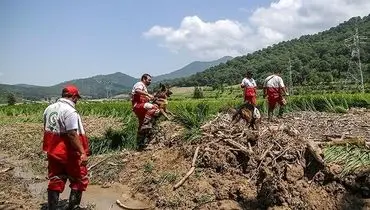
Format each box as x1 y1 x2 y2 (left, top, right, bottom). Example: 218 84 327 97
0 167 14 173
87 156 111 171
323 134 344 139
319 136 366 147
223 139 250 155
173 146 200 190
283 126 300 137
259 145 273 162
192 146 200 167
173 167 196 190
116 200 151 210
249 145 274 181
306 140 325 165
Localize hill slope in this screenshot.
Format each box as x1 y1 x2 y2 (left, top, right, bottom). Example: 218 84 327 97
169 15 370 87
0 56 233 102
54 72 137 98
0 72 137 102
153 56 232 82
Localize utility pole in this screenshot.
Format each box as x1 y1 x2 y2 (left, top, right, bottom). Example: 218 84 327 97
288 57 293 95
345 27 367 93
105 81 112 99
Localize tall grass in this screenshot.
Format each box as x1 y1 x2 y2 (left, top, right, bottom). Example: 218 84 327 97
324 145 370 176
171 102 212 142
1 93 369 153
283 93 370 113
1 93 369 118
89 114 138 154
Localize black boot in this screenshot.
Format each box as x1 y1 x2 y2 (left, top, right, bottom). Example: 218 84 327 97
47 190 60 210
136 132 147 151
67 189 82 210
140 116 153 132
278 106 285 118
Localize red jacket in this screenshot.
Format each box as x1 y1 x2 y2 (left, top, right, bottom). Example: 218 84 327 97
43 98 89 163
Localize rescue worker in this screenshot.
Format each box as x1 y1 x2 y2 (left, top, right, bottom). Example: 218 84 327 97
131 74 160 150
43 85 89 210
240 71 257 106
263 69 289 121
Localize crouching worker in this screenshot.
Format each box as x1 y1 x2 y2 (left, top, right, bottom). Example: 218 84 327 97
43 85 90 210
131 74 160 150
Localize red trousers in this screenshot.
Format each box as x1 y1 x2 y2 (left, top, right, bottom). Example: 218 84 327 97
133 103 159 128
267 95 284 110
47 155 88 192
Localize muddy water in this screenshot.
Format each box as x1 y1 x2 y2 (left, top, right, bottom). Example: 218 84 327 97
60 183 130 210
29 181 151 210
1 152 151 210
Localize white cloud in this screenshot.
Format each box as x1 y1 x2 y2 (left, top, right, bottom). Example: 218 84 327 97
144 0 370 59
144 16 252 58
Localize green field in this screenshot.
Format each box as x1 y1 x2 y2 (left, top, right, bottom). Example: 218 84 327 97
1 93 370 153
2 93 370 118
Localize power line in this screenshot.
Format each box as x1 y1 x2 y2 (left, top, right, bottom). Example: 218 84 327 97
288 57 293 95
345 27 367 93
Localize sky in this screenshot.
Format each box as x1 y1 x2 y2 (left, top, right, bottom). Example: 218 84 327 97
1 0 370 86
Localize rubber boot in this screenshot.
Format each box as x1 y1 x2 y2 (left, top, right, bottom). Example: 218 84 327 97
140 116 153 132
47 190 60 210
136 132 147 151
277 106 285 118
268 110 273 122
67 189 83 210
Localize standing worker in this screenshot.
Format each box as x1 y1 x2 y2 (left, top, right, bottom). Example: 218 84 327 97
131 74 160 150
263 69 288 121
43 85 90 210
241 71 257 106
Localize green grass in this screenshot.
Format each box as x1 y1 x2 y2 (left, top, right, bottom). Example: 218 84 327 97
89 114 138 154
143 161 154 173
324 145 370 176
1 93 370 154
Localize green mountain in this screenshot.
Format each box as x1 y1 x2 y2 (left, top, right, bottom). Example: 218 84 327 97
168 15 370 88
0 56 234 103
153 56 233 82
0 72 137 102
56 72 137 98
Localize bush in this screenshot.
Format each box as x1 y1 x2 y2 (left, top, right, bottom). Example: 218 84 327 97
193 87 204 99
7 93 16 106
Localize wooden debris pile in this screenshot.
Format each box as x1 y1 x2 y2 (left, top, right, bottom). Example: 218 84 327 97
198 113 305 182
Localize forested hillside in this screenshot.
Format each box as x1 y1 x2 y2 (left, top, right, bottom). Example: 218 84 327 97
169 15 370 88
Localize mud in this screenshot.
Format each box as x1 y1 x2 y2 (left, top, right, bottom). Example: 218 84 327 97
1 110 370 209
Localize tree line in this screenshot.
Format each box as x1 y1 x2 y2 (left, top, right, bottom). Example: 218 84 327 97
166 15 370 89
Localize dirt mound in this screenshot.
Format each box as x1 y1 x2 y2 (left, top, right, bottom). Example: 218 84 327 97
0 153 41 210
116 110 370 209
1 111 369 209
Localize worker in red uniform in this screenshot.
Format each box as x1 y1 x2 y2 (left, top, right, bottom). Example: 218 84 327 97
240 71 257 106
131 74 160 150
43 85 89 210
263 69 288 121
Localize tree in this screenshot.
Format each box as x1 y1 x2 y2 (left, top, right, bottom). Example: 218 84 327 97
7 93 16 106
193 87 204 99
164 15 370 87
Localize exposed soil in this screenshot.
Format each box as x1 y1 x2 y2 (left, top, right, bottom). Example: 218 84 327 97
1 110 370 209
113 109 370 210
0 116 125 209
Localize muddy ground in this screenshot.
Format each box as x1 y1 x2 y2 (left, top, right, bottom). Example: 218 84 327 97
0 110 370 210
